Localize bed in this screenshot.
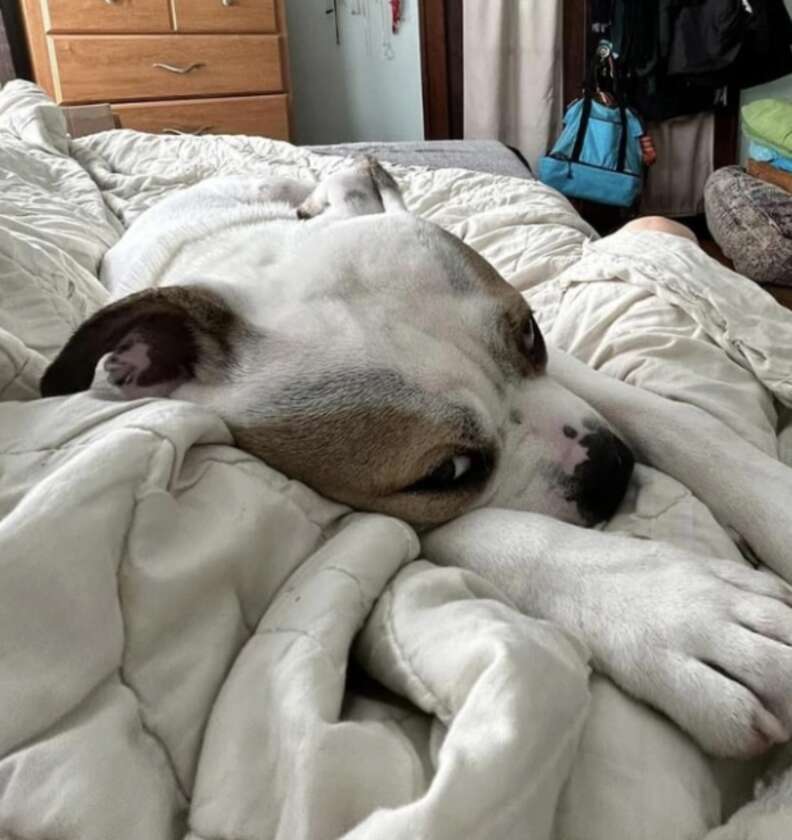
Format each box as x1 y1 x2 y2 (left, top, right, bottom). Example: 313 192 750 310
3 79 792 840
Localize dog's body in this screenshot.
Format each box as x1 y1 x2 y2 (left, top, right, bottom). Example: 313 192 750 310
41 160 792 763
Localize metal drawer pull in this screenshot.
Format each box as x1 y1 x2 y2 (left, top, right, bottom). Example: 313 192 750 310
152 62 205 74
221 0 235 5
163 126 214 135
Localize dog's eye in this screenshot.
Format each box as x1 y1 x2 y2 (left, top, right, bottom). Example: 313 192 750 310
435 455 471 483
520 313 547 368
405 452 491 493
523 317 535 351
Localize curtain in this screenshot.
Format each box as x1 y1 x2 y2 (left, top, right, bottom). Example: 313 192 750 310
0 13 14 84
640 113 714 217
463 0 563 171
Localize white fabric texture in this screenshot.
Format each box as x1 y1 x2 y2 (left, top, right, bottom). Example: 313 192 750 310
4 80 792 839
462 0 563 171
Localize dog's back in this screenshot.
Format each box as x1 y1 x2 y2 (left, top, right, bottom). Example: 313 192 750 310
100 176 312 299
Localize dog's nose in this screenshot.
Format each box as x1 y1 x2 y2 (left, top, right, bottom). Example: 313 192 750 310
573 425 635 525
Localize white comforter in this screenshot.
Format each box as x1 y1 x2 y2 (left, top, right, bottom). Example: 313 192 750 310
3 81 792 840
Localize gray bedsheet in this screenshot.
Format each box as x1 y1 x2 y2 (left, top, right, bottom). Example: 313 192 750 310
307 139 534 179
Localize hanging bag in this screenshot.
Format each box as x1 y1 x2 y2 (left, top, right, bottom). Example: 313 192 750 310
538 46 644 207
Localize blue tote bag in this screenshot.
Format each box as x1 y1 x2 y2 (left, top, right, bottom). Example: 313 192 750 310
539 77 644 207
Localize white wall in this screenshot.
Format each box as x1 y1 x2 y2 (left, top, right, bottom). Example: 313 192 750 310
739 0 792 160
285 0 424 145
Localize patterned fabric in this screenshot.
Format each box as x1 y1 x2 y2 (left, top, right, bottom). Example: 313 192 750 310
705 165 792 286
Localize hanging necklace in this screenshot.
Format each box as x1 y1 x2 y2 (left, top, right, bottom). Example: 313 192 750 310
378 0 395 59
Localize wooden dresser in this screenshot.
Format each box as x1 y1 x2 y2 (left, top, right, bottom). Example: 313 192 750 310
18 0 290 138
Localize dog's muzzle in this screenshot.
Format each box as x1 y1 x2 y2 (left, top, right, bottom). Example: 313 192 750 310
573 426 635 524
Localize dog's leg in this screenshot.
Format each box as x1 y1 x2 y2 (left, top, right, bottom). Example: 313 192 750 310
363 155 407 213
549 347 792 583
423 505 792 759
297 156 406 220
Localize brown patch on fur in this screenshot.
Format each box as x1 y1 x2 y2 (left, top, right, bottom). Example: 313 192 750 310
233 401 493 527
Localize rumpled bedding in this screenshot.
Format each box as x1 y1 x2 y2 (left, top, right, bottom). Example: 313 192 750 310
3 80 792 840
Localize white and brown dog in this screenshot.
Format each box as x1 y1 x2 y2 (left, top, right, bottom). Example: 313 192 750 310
41 158 792 763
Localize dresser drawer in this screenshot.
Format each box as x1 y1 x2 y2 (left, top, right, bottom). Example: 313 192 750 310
41 0 171 33
49 35 283 104
112 94 289 137
173 0 276 33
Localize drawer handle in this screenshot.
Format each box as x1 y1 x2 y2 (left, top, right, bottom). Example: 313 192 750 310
152 62 205 74
221 0 235 5
163 126 214 135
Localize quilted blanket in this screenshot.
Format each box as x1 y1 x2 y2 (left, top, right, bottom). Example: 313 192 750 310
3 81 792 840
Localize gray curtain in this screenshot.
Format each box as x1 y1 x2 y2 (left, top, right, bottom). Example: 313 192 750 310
640 113 715 217
0 0 28 84
0 15 14 84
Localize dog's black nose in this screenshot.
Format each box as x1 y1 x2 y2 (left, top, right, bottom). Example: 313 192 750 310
573 425 635 525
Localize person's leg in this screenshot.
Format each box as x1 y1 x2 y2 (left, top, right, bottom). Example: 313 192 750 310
619 215 698 243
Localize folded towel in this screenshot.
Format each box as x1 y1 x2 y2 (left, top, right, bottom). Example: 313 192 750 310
742 99 792 157
746 138 792 172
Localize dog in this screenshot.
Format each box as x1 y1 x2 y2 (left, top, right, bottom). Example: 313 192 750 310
40 157 792 762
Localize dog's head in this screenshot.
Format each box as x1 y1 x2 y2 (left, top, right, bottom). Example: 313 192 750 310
41 162 633 529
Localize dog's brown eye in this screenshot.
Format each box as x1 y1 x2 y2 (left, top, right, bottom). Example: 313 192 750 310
405 451 492 493
523 318 535 351
435 455 471 483
522 313 547 368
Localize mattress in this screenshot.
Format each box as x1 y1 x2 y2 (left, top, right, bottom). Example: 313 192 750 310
307 139 534 179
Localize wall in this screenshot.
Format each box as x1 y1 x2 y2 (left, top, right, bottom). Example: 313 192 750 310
285 0 424 145
739 0 792 160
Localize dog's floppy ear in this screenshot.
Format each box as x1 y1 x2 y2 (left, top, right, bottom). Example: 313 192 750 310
40 286 238 399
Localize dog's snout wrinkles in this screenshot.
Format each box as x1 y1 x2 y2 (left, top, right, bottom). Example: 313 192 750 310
574 426 635 524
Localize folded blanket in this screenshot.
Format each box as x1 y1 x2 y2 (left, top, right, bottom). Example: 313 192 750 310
742 99 792 158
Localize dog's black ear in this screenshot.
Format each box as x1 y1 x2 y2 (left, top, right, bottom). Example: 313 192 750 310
40 286 238 399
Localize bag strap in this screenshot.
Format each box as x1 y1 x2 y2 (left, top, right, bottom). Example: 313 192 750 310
570 47 600 163
570 94 594 163
616 100 629 172
572 43 632 173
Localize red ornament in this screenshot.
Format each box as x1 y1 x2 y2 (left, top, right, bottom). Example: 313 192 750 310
390 0 400 33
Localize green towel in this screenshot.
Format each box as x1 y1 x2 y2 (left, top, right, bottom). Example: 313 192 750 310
742 98 792 157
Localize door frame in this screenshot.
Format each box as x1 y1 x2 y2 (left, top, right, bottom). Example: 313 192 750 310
419 0 463 140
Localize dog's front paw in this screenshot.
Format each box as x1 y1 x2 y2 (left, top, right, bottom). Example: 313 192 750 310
590 551 792 757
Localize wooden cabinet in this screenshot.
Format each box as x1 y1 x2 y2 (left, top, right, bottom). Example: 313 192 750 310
41 0 172 34
20 0 290 138
111 93 288 135
172 0 276 33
